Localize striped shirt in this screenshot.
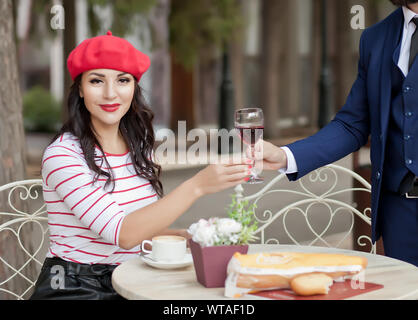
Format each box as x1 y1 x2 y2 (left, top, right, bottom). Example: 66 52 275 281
42 132 158 265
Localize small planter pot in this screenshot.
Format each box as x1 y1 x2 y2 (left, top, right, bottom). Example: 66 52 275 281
189 239 249 288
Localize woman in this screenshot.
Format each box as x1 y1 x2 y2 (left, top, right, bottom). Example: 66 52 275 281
30 31 250 300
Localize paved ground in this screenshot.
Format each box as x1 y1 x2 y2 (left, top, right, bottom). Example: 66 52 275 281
24 133 373 250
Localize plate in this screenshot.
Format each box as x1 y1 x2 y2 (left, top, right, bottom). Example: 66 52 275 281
140 253 193 270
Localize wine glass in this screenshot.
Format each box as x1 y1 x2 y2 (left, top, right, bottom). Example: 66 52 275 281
235 108 264 184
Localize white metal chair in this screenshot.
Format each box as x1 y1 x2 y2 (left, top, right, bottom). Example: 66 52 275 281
0 179 48 300
234 164 376 254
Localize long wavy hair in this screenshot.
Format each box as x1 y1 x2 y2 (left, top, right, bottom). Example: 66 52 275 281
48 74 163 198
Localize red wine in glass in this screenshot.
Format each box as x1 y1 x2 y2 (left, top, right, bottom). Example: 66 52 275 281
236 126 265 146
235 108 264 184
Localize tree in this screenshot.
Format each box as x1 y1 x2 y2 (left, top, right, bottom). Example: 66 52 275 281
148 0 172 126
260 0 283 139
0 0 33 299
87 0 157 36
62 0 76 122
169 0 243 129
0 0 28 201
20 0 77 121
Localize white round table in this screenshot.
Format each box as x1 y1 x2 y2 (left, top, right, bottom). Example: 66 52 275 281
111 244 418 300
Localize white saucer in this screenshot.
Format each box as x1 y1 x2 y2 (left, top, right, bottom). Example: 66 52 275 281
140 253 193 270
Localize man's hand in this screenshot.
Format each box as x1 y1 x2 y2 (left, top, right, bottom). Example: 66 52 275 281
245 140 288 171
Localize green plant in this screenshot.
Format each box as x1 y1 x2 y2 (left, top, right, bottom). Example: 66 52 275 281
227 194 258 245
170 0 243 69
23 86 62 133
188 195 259 247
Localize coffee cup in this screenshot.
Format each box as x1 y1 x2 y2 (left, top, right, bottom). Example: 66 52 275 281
141 235 187 262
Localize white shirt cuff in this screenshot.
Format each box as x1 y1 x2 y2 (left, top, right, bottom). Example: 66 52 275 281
278 146 298 174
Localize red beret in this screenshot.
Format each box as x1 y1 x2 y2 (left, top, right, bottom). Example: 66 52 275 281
67 31 150 81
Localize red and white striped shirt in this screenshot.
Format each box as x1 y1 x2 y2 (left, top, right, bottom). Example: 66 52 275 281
42 132 158 265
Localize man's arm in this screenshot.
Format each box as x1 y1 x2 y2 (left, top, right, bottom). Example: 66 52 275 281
249 31 371 181
286 31 371 181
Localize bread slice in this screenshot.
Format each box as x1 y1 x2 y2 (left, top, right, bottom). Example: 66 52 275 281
290 273 334 296
225 252 367 298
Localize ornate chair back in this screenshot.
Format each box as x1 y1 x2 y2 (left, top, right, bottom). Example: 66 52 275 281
234 164 375 253
0 179 48 300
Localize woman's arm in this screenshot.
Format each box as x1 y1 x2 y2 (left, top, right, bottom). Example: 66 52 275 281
41 142 249 250
118 163 249 250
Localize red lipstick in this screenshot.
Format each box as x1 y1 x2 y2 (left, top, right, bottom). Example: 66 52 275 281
99 104 120 112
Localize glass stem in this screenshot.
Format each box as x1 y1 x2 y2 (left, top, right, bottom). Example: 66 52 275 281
250 145 257 177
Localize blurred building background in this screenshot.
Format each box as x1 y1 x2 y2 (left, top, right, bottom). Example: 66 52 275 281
14 0 395 243
1 1 397 299
8 0 393 251
15 0 395 143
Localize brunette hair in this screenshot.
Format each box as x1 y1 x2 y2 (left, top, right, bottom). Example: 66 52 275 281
48 75 164 198
390 0 418 6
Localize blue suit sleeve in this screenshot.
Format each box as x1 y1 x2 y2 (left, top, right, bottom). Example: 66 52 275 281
286 31 371 181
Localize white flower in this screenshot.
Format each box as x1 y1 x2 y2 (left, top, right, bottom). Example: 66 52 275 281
228 234 240 244
187 219 210 236
216 218 242 236
188 217 245 247
193 224 217 247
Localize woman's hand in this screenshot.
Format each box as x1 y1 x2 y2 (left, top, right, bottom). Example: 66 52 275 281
119 162 250 250
246 140 288 171
190 162 251 197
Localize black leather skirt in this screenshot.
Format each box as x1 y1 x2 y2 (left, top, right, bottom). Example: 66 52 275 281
29 257 125 300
